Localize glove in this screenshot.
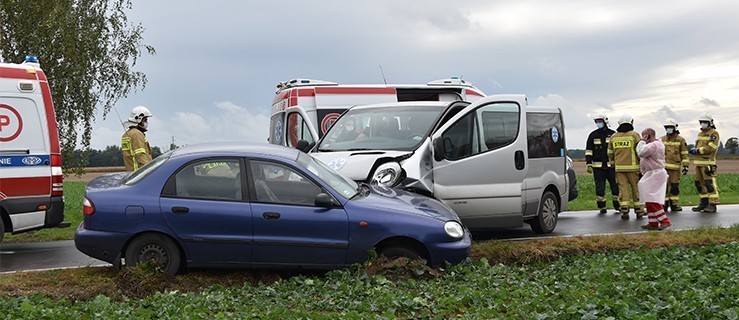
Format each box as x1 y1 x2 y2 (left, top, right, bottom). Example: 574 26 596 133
689 147 697 155
586 164 593 174
681 166 689 175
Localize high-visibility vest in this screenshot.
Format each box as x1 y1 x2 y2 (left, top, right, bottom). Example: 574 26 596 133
661 134 689 170
694 128 719 166
608 131 641 172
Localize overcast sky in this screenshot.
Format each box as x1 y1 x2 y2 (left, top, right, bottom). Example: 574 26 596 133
90 0 739 150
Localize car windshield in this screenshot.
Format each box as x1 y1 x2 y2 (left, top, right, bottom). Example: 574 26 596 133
297 152 359 199
317 105 444 152
123 150 173 185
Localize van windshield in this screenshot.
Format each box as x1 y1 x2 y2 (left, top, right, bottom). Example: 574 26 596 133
317 105 444 152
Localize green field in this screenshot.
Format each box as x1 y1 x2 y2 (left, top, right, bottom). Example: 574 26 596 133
1 238 737 318
4 175 739 243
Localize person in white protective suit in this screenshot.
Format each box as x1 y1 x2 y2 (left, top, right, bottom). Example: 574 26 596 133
636 128 672 230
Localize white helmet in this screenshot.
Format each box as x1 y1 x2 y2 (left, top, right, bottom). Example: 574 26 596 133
128 106 152 124
617 114 633 125
663 118 679 128
593 113 608 122
698 112 713 124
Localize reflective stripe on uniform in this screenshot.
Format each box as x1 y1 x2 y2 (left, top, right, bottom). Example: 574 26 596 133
665 163 680 170
616 164 640 170
585 150 593 156
694 160 716 165
697 136 711 141
121 136 137 171
134 148 147 155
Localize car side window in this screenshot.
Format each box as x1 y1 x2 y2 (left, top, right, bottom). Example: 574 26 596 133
249 161 322 206
173 159 242 201
287 112 315 147
441 102 520 160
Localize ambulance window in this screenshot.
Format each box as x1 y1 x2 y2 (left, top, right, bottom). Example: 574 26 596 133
269 113 284 145
287 112 314 148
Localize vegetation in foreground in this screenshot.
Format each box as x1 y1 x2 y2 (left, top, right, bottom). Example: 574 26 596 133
0 227 738 318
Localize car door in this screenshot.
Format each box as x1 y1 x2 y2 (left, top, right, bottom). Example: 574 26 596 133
160 158 253 263
430 95 528 229
248 160 349 266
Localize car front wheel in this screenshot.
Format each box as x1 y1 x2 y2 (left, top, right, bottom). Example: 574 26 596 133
125 233 181 275
378 245 421 260
530 191 559 234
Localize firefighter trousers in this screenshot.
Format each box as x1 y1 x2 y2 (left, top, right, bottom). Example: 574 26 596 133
593 167 619 209
665 169 682 206
695 165 719 205
616 171 643 214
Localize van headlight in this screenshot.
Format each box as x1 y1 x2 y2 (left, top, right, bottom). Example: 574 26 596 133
371 162 402 187
444 221 465 239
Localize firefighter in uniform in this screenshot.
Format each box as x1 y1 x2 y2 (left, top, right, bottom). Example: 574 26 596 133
121 106 153 172
660 118 689 211
585 113 620 214
689 112 720 213
608 114 644 219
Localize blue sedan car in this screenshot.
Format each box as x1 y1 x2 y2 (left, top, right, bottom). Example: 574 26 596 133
75 143 470 275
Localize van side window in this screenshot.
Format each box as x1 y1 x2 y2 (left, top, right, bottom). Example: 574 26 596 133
527 112 565 158
441 102 520 160
269 113 285 145
287 113 314 147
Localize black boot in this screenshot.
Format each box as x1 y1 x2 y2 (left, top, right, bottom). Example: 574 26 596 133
597 201 607 214
664 200 671 212
612 200 621 214
702 203 717 213
692 198 708 212
670 200 683 212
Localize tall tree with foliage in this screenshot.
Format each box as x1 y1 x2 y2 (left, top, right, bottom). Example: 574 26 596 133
0 0 154 173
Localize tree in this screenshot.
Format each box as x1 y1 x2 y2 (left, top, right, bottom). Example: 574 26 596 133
0 0 155 174
726 137 739 155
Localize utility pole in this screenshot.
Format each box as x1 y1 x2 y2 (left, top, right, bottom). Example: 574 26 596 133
169 136 176 151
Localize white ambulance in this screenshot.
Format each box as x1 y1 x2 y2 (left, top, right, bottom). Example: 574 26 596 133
268 78 486 149
0 56 66 243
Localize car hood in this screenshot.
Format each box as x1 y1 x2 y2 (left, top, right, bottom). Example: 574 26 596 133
311 150 411 181
350 185 459 222
86 172 129 191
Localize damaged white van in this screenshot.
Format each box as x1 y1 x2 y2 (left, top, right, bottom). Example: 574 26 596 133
309 95 569 233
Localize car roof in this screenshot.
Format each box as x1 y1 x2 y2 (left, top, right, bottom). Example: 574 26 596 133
170 142 300 161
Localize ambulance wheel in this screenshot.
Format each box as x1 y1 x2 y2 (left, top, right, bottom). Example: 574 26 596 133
530 191 558 234
125 233 181 275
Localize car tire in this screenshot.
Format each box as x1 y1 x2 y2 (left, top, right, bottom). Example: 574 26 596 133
0 216 4 243
378 245 421 260
530 191 558 234
124 233 181 276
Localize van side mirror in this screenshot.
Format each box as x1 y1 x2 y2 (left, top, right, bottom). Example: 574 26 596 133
314 193 336 207
433 138 445 162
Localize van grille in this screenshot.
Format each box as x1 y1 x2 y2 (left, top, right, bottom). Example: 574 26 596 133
18 81 34 91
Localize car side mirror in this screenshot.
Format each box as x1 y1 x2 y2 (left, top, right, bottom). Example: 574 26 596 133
314 193 336 207
432 138 445 162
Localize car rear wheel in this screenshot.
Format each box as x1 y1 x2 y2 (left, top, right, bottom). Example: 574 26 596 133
530 191 558 234
125 233 181 275
378 245 421 260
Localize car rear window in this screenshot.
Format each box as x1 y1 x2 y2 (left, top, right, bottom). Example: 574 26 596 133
123 150 173 185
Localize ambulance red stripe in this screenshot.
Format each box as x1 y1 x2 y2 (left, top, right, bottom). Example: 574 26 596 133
465 89 484 97
315 87 396 95
39 80 61 153
0 177 51 197
0 66 38 80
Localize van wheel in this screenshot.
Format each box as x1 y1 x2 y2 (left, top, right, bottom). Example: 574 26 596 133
530 191 558 234
124 233 181 276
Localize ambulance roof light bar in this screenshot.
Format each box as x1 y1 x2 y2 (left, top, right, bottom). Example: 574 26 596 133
22 55 41 68
276 78 338 93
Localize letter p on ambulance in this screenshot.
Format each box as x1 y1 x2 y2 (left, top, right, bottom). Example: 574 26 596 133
0 115 9 131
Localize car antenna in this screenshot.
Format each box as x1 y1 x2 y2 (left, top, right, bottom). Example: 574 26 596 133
379 65 387 85
112 105 126 129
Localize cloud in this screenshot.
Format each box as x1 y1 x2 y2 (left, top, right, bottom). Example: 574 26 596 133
699 97 720 107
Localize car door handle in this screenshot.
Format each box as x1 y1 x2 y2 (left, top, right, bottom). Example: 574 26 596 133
171 206 190 214
262 212 281 220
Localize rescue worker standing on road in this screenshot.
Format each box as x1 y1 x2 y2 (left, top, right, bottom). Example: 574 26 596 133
660 118 689 212
585 113 620 214
608 114 645 219
121 106 153 172
690 112 720 213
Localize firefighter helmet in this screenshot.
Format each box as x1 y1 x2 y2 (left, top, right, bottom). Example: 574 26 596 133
593 113 609 127
663 118 679 128
128 106 153 124
617 114 633 125
698 112 713 124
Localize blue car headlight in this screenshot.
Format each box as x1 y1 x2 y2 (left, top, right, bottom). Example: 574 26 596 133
444 221 465 239
371 162 402 187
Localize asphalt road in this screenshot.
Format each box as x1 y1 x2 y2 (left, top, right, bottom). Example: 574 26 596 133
2 204 739 273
